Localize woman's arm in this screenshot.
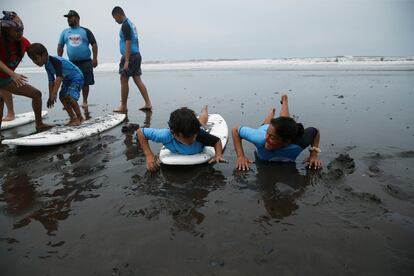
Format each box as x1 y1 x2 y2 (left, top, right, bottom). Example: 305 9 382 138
232 127 253 170
0 60 27 87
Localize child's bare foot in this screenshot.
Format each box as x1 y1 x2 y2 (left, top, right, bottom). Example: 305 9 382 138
201 105 208 113
281 94 288 104
113 106 128 113
79 116 85 123
2 114 15 121
67 118 81 126
36 123 54 131
139 105 152 111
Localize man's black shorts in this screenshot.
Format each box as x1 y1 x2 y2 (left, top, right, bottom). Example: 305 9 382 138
119 53 142 77
72 60 95 86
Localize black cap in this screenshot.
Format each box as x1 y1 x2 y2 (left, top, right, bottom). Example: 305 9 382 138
63 10 80 18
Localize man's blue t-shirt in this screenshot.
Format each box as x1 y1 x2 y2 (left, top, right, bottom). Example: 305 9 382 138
58 27 97 61
141 128 220 155
239 124 305 162
119 18 139 56
45 56 84 84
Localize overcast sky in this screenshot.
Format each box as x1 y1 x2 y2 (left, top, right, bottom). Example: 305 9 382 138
3 0 414 64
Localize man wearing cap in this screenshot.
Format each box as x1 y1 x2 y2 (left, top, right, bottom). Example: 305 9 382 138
58 10 98 109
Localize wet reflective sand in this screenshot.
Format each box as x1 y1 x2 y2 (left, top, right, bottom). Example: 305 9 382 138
1 69 414 275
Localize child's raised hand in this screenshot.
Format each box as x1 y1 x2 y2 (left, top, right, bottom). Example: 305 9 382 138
236 156 253 171
146 154 160 172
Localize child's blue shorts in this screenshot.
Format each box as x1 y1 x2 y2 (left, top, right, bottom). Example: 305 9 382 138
59 80 83 101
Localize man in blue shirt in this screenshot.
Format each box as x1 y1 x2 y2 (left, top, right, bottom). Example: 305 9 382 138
111 6 152 113
58 10 98 109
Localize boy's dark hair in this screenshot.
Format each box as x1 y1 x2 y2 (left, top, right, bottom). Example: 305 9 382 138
26 43 48 59
112 6 125 16
270 117 304 143
168 107 201 138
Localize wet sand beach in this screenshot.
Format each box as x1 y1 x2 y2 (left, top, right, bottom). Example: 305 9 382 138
1 67 414 275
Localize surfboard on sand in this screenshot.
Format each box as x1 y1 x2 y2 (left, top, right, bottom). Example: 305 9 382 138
1 111 48 130
2 113 126 146
159 114 228 165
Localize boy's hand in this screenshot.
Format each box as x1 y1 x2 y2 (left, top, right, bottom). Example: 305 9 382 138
236 156 253 171
208 155 228 164
47 95 57 108
146 154 160 172
11 72 28 87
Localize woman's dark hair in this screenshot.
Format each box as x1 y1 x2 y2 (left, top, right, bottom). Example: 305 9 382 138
270 117 304 143
1 28 23 65
168 107 201 138
26 43 48 59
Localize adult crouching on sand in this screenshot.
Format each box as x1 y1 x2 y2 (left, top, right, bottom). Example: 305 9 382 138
232 94 322 171
111 6 152 113
0 11 53 131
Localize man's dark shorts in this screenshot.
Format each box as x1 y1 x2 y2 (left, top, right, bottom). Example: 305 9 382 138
72 60 95 86
119 53 142 77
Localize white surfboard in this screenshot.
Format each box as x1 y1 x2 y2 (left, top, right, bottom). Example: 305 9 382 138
2 113 126 146
159 114 228 165
1 111 48 130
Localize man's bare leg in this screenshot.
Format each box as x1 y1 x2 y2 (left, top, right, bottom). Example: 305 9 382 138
132 75 152 110
81 85 89 108
113 75 129 113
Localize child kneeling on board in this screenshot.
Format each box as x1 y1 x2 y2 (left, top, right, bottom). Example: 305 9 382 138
137 105 225 171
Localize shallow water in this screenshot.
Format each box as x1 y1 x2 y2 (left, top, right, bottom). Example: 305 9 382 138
1 69 414 275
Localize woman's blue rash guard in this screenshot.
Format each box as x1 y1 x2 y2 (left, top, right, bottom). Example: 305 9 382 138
238 124 317 162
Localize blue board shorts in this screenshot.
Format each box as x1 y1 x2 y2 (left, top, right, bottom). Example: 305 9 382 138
60 80 83 101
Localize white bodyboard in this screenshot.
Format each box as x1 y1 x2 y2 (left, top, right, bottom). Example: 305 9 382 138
2 113 126 146
1 111 48 130
159 114 228 165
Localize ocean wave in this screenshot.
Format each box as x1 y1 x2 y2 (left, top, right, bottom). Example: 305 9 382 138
16 56 414 73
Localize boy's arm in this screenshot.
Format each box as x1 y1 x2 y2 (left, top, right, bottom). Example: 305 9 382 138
137 129 160 171
123 40 131 71
208 140 227 164
0 60 27 87
232 127 253 171
47 77 62 108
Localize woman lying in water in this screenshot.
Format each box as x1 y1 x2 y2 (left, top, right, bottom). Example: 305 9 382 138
232 94 322 170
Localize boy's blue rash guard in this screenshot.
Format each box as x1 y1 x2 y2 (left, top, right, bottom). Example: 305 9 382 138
58 27 97 61
119 18 139 56
45 55 84 84
141 128 219 155
238 124 316 162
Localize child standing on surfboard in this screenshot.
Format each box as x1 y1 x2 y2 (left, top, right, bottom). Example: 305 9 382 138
137 105 226 171
232 94 322 171
26 43 84 126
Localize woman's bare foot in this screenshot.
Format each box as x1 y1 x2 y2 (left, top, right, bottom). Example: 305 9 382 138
2 114 15 121
67 118 81 126
36 123 54 131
